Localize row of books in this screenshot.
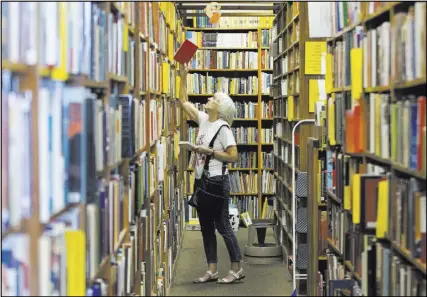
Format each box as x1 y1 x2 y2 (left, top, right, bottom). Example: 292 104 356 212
230 152 258 168
1 72 33 230
1 234 30 295
189 50 259 70
329 2 363 36
1 73 154 229
191 100 273 119
261 72 273 94
262 152 274 169
1 2 112 81
274 143 300 167
115 2 137 27
367 94 425 171
328 151 426 264
330 3 426 90
225 152 273 169
186 31 259 48
279 51 300 74
328 92 426 174
273 2 299 37
326 236 427 296
187 74 260 95
139 41 147 91
235 100 274 119
388 175 426 260
375 242 427 296
393 4 426 83
30 167 182 297
189 14 273 29
186 126 272 144
140 2 180 47
330 26 362 88
230 127 273 144
230 196 260 221
229 171 258 194
108 11 128 77
279 74 300 96
261 29 272 47
277 25 299 53
261 170 276 194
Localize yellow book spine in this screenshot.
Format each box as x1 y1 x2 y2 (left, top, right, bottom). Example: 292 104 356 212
123 23 129 52
375 94 381 156
288 96 294 121
326 53 333 93
65 230 86 296
168 32 174 61
376 179 389 238
352 174 361 224
51 2 69 81
344 185 351 210
328 95 336 145
171 3 176 32
350 48 363 102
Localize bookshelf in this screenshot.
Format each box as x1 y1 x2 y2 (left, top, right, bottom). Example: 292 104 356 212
2 2 186 296
305 1 426 296
181 14 275 228
271 2 328 294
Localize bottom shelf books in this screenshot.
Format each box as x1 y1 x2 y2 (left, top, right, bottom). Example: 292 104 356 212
2 233 31 296
324 240 427 297
38 207 85 296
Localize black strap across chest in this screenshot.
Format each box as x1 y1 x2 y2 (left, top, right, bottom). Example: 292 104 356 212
203 124 229 176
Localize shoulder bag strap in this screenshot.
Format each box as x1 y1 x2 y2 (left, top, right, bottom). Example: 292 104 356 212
203 124 229 178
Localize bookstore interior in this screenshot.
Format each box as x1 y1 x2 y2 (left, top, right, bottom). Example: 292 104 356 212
1 1 426 296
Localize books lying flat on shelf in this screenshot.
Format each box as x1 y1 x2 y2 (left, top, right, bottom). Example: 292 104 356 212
179 141 197 152
240 212 253 227
174 39 198 64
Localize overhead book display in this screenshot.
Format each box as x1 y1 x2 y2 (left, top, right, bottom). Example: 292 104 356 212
181 12 275 230
1 2 186 296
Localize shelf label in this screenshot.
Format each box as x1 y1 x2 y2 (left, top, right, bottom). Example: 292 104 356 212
304 41 327 75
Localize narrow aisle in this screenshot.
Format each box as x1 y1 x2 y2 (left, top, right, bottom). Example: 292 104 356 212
170 229 293 296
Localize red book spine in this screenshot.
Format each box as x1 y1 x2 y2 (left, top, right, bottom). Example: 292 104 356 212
417 96 426 171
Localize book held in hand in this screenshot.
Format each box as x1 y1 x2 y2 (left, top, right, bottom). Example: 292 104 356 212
179 141 197 151
174 39 198 64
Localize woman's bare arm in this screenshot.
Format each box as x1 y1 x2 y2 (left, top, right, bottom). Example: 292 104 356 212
194 145 238 163
178 63 199 123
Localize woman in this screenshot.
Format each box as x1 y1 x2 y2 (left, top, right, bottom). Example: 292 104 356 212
178 63 245 284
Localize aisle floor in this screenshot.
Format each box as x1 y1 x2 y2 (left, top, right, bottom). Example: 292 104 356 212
170 228 293 296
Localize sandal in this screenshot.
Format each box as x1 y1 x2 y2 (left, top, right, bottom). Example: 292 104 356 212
193 271 218 283
216 269 245 284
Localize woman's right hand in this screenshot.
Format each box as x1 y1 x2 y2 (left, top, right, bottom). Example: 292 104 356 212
179 63 188 79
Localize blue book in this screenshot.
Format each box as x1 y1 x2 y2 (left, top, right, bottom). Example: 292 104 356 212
410 102 418 170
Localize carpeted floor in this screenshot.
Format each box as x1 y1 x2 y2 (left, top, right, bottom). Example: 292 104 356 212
170 228 293 296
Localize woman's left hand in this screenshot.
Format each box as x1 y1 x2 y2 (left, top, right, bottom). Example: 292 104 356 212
194 146 214 156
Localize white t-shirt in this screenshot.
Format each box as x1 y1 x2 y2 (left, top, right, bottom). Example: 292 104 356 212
194 111 236 179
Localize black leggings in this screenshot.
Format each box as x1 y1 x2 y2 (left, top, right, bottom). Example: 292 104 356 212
194 176 242 264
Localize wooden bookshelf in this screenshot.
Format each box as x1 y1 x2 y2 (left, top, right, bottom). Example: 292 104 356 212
272 4 327 294
1 2 186 296
321 2 426 296
182 19 275 223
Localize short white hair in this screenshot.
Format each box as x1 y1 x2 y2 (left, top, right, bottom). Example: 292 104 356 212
215 92 235 126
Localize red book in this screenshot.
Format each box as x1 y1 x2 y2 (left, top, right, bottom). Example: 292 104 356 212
417 96 426 171
174 39 198 64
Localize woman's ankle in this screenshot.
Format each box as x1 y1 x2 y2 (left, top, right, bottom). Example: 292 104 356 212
208 263 217 273
231 261 242 271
